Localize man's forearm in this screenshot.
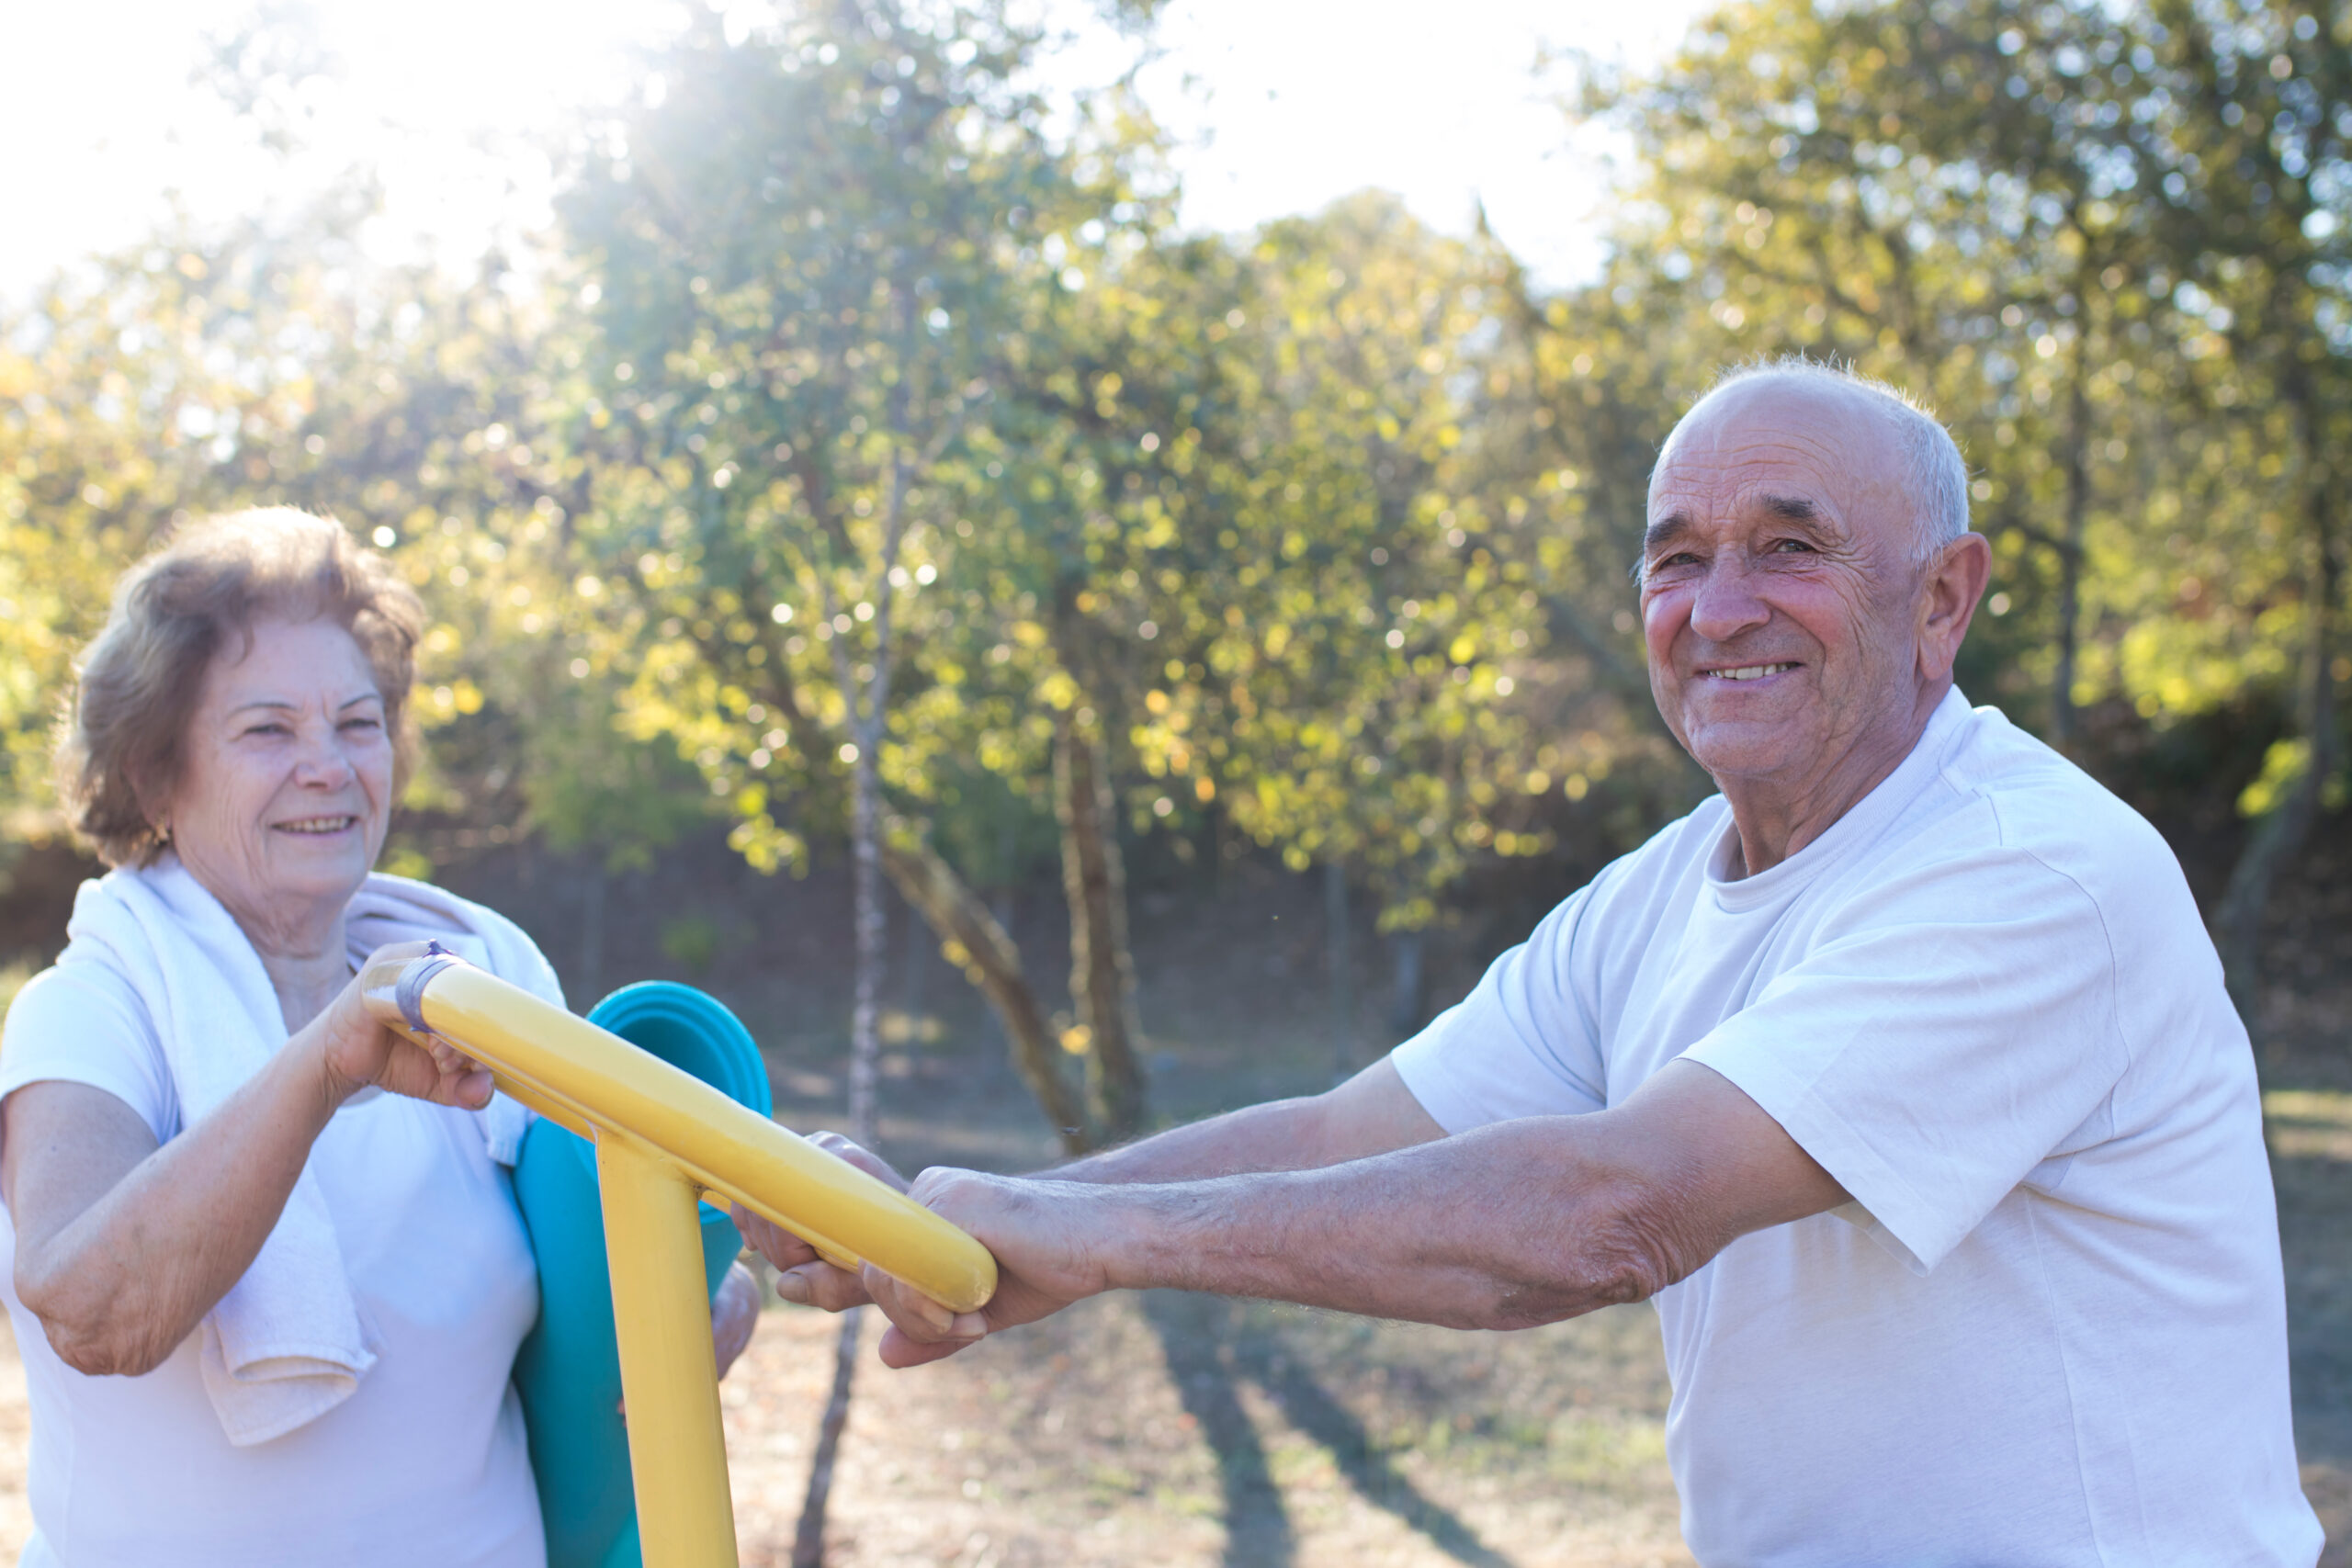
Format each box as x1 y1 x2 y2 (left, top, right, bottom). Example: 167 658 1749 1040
1076 1115 1671 1331
877 1060 1846 1364
1045 1097 1329 1184
1044 1057 1443 1186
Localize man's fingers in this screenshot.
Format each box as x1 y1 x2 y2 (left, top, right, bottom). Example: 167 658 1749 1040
876 1324 980 1369
805 1131 910 1192
773 1261 870 1313
730 1206 817 1269
861 1264 984 1351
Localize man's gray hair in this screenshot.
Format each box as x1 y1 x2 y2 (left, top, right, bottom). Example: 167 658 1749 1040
1680 357 1971 564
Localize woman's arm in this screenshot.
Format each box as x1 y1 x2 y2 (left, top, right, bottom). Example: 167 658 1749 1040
1 969 490 1378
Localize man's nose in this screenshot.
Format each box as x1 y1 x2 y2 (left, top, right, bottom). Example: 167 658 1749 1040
1688 559 1770 642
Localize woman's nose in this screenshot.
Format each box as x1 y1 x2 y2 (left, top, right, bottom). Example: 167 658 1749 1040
293 728 357 787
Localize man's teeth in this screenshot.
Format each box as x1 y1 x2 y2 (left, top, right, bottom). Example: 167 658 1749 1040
278 817 356 833
1709 663 1797 682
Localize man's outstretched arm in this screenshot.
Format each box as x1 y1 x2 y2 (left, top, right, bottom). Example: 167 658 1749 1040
863 1059 1846 1367
736 1056 1442 1309
1047 1056 1445 1184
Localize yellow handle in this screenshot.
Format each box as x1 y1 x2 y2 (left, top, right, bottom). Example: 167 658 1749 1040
360 949 998 1314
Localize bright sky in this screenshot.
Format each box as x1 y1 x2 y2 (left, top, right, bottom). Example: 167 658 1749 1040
0 0 1707 300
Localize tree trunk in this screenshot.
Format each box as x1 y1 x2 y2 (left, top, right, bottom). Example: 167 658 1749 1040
1053 705 1148 1141
791 1302 863 1568
1385 928 1429 1039
879 824 1093 1154
792 738 887 1568
1325 861 1352 1083
577 862 605 1003
2213 400 2343 1035
2051 310 2094 750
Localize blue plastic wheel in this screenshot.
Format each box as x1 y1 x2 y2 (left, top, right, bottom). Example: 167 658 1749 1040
509 982 773 1568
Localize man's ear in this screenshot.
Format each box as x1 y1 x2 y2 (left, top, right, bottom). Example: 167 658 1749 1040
1917 533 1992 682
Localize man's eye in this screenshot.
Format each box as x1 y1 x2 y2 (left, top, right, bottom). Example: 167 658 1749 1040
341 716 383 731
1770 538 1815 554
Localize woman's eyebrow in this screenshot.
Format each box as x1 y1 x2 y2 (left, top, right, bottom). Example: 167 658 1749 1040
222 692 382 717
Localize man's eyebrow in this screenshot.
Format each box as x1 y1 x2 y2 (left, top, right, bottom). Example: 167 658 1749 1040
1642 513 1693 554
1757 493 1820 523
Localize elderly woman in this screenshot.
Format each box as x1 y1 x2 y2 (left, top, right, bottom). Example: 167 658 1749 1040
0 508 754 1567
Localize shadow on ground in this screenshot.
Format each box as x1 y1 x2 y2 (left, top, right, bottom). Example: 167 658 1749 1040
1143 1291 1518 1568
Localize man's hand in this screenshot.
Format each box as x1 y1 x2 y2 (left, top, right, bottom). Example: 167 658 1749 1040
861 1169 1120 1368
730 1134 1127 1369
731 1131 906 1312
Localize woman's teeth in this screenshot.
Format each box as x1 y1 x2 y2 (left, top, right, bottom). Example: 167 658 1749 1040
1708 663 1797 682
277 816 356 834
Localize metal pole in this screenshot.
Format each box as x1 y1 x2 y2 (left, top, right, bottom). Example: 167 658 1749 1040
596 1134 740 1568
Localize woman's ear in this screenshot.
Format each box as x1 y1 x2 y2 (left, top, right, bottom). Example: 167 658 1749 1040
128 763 171 841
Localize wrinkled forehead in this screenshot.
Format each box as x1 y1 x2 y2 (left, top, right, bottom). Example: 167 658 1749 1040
199 615 381 709
1648 378 1912 531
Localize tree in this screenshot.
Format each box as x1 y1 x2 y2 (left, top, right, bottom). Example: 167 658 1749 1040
1574 0 2350 1023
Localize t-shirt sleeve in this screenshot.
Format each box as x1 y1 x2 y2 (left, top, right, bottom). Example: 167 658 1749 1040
1390 883 1611 1132
1682 847 2130 1275
0 960 179 1146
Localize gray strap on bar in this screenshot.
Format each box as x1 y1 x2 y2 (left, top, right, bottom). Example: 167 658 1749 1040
394 941 463 1036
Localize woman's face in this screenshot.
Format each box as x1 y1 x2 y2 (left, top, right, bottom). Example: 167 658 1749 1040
161 617 394 933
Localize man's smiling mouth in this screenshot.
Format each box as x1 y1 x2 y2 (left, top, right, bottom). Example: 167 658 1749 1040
276 815 359 835
1702 662 1800 682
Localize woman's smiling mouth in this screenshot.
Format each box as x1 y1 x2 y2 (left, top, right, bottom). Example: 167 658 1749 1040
274 815 360 835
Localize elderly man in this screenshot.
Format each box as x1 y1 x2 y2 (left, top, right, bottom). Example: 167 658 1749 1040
743 361 2323 1564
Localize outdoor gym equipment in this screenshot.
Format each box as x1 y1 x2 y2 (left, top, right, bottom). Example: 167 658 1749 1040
359 945 998 1568
514 981 775 1568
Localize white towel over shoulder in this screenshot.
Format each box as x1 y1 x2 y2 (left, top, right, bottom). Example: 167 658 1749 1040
58 856 560 1447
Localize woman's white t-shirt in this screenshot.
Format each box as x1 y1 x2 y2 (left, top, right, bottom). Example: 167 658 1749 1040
0 956 544 1568
1393 688 2323 1567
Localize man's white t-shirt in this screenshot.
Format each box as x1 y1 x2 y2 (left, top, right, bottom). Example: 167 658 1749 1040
0 958 544 1568
1392 688 2322 1567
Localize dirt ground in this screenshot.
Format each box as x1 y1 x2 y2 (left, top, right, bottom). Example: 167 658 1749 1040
0 836 2345 1564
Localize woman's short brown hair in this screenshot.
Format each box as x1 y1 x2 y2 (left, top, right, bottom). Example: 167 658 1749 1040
58 507 426 867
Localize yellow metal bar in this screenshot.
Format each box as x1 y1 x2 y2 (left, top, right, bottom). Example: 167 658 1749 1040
359 953 995 1312
596 1134 740 1568
487 1069 595 1141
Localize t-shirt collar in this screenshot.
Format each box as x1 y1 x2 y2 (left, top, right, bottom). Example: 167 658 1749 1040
1705 686 1973 910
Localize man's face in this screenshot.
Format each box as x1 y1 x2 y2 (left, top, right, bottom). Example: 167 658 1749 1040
1638 381 1931 793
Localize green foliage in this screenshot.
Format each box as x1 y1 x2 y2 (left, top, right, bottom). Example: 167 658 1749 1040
3 0 2346 968
659 914 725 976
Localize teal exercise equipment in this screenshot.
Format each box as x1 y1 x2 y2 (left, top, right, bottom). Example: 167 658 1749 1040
509 982 773 1568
